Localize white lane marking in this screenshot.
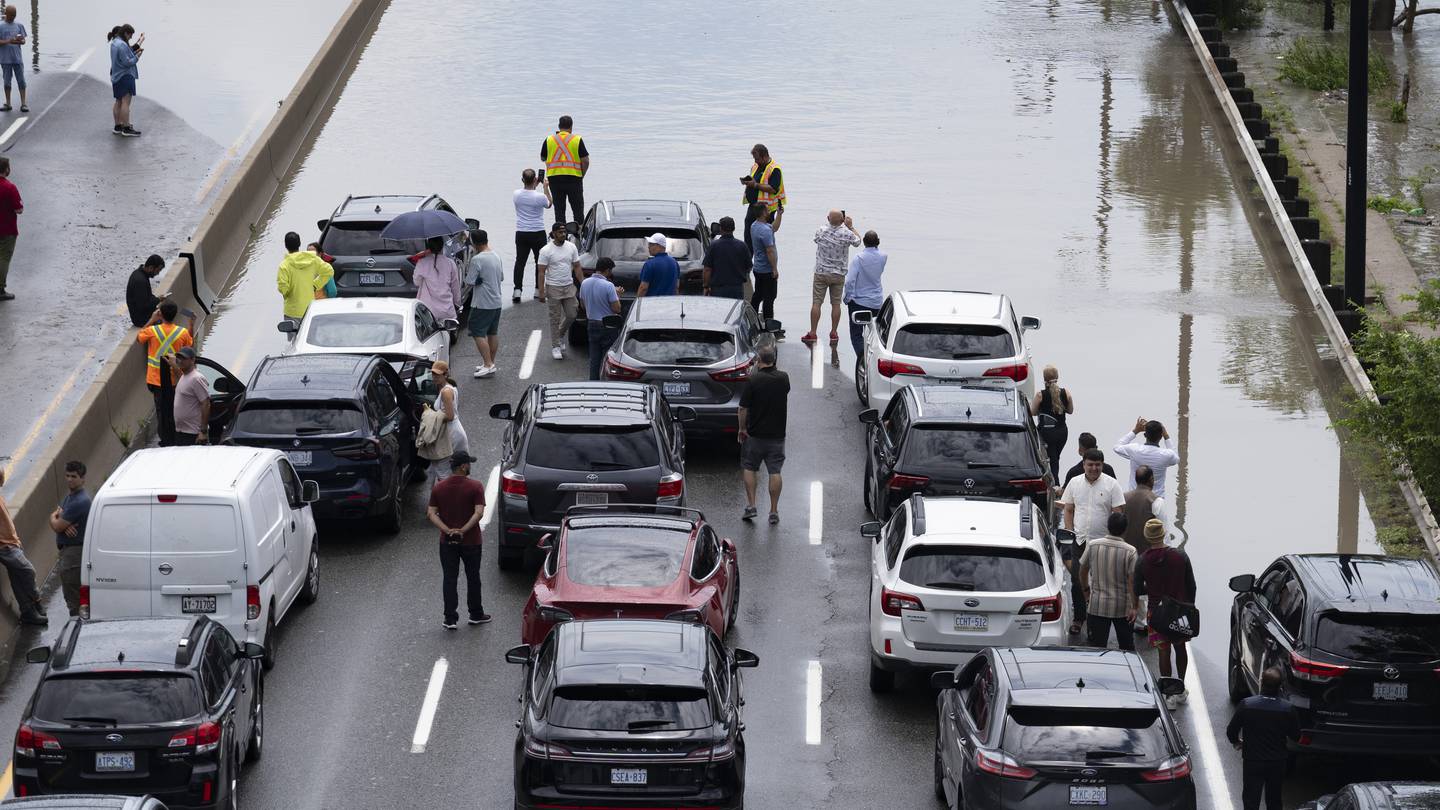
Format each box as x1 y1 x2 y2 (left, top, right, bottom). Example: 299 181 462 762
194 103 273 203
481 465 500 528
67 46 95 72
808 481 823 545
811 344 823 389
410 657 450 754
1183 660 1235 809
12 72 84 150
0 117 26 147
805 660 823 744
518 329 541 380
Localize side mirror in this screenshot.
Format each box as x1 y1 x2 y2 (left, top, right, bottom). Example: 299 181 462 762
504 644 532 665
732 648 760 669
213 377 236 394
929 670 958 690
601 314 623 329
316 219 329 232
536 533 554 551
301 480 320 504
489 403 513 421
440 318 460 332
851 310 873 325
1021 316 1041 331
1056 527 1076 544
1229 574 1256 593
763 318 783 332
240 642 266 660
25 646 49 664
858 408 880 425
722 538 736 556
673 406 698 423
860 521 882 540
276 320 299 334
464 218 480 230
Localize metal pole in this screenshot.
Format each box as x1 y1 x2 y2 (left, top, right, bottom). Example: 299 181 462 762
1344 0 1368 307
1324 0 1335 31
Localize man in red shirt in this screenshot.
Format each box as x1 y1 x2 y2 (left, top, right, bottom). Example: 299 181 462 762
427 451 490 629
0 156 22 300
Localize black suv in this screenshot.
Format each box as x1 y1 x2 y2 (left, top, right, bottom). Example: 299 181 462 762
315 194 477 310
199 353 421 532
489 382 695 570
1302 782 1440 810
1228 554 1440 756
14 617 263 808
506 619 758 810
859 384 1051 520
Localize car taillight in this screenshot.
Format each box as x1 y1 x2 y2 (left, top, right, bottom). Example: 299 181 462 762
16 724 60 757
523 738 574 760
1291 651 1347 681
196 721 220 755
79 585 90 619
1019 595 1062 622
603 356 644 380
537 605 574 624
887 473 930 491
247 585 261 621
157 494 178 503
334 439 381 460
684 738 737 761
501 470 528 498
657 473 684 499
1008 478 1048 494
974 748 1036 780
880 586 924 617
877 357 925 378
710 359 755 382
983 363 1029 382
1140 755 1192 782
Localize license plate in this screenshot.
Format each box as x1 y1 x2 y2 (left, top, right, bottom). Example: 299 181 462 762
286 450 312 467
181 595 216 614
610 767 647 785
575 492 608 506
95 751 135 772
662 381 691 396
359 272 386 285
1070 785 1107 805
1374 682 1410 701
954 613 988 631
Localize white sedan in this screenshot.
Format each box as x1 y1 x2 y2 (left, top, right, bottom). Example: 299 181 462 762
281 297 454 364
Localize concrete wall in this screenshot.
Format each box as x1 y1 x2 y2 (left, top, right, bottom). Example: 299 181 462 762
0 0 390 644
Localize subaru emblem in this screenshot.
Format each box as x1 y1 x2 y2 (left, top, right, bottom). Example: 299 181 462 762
1384 665 1401 681
1081 768 1097 777
671 370 683 379
964 478 976 488
965 598 980 608
365 257 376 267
106 733 124 743
586 473 598 482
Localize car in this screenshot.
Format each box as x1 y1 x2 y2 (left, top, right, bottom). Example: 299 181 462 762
2 798 168 810
1301 782 1440 810
865 495 1068 692
853 290 1040 410
1227 554 1440 756
13 617 264 809
505 619 758 810
601 295 781 435
858 384 1052 520
199 353 422 531
489 382 695 570
279 296 455 366
932 646 1196 810
521 505 739 645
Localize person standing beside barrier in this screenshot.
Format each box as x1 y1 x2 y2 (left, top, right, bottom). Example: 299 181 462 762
842 230 886 357
0 465 45 625
512 169 551 302
0 6 28 113
541 116 588 228
276 231 333 328
47 461 89 617
107 24 143 137
138 299 194 446
171 347 211 446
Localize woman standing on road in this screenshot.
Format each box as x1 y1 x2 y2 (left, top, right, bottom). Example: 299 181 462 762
431 360 468 453
107 24 143 137
1031 364 1072 477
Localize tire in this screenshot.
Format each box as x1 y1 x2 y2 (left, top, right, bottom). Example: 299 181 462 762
933 730 946 801
863 456 875 517
1227 639 1251 703
498 545 523 571
869 661 894 693
244 675 264 763
855 356 870 407
261 612 277 671
298 539 320 605
378 483 403 535
726 575 740 635
225 751 240 810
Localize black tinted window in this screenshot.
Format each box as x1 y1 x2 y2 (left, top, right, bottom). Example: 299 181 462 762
1316 614 1440 663
901 426 1034 475
623 329 736 365
1002 707 1169 761
320 222 423 256
525 425 659 470
33 675 202 724
306 313 404 347
565 528 690 587
234 403 366 436
549 685 712 731
893 324 1014 360
900 546 1044 591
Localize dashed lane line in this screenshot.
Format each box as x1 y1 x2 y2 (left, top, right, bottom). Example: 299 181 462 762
518 330 541 380
805 660 822 745
67 46 95 72
811 344 823 389
0 117 26 148
410 657 449 754
808 482 823 545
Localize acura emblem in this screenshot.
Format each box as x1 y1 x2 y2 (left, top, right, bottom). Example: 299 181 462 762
1384 665 1401 681
964 598 980 608
365 257 376 267
157 564 173 576
586 473 598 481
671 370 683 379
106 733 124 743
964 478 976 488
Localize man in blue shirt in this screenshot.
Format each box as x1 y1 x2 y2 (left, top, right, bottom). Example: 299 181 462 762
47 460 89 616
580 258 623 379
749 204 779 321
0 6 27 113
843 230 886 356
637 233 679 297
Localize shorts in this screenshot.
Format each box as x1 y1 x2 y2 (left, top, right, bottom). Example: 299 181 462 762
112 75 136 100
468 307 500 337
812 273 844 306
741 436 785 473
1 63 24 91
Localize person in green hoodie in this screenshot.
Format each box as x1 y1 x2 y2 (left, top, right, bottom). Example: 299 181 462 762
276 231 333 326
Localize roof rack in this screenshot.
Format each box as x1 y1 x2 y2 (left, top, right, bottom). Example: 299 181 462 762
1019 496 1033 540
910 494 927 536
175 617 208 668
565 504 704 521
49 620 86 670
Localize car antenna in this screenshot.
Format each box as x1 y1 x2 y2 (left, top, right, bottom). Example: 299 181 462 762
1381 588 1389 601
1074 677 1085 690
117 651 125 663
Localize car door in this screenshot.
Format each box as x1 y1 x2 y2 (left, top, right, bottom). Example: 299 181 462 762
868 297 895 396
368 371 403 499
689 526 726 630
200 632 244 762
194 357 247 441
273 458 309 613
413 301 448 363
871 397 909 516
951 656 994 796
1242 564 1294 683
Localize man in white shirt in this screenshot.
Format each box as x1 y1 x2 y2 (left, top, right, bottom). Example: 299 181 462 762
512 169 553 302
537 222 582 359
1059 448 1126 633
1113 418 1181 496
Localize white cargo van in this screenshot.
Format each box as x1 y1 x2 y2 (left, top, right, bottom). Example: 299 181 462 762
82 446 321 668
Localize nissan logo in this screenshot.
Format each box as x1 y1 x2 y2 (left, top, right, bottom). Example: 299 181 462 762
106 733 124 743
964 598 980 608
671 370 683 379
1384 665 1401 681
157 564 173 576
365 257 376 267
963 478 976 488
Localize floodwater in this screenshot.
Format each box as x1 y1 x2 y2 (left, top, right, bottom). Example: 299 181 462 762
199 0 1391 804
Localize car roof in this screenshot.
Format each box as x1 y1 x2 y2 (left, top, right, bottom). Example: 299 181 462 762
553 620 707 689
628 296 743 330
105 446 275 494
61 617 201 670
903 497 1043 547
247 353 374 399
534 382 654 426
996 647 1153 705
893 290 1009 323
594 199 701 229
331 194 434 221
1289 554 1440 614
905 384 1027 425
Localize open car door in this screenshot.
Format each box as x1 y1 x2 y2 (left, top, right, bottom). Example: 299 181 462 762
194 356 248 443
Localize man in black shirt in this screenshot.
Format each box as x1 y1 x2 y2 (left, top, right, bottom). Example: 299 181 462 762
738 342 789 524
703 217 751 300
1227 668 1300 810
125 254 164 327
1061 431 1117 488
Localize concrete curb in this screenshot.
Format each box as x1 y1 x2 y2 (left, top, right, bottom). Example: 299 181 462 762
1165 0 1440 561
0 0 391 648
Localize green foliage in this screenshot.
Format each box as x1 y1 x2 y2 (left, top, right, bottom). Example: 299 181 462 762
1390 100 1409 123
1369 194 1409 213
1278 37 1394 91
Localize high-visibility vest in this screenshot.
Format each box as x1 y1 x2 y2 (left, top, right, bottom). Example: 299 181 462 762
145 323 186 385
742 160 787 212
545 131 585 177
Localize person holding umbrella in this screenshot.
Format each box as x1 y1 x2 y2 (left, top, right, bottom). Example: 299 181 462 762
379 209 469 323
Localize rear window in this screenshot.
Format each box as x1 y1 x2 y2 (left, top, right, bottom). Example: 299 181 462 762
596 228 703 262
319 222 424 256
525 425 659 471
901 426 1034 475
900 546 1044 591
1315 614 1440 663
622 329 735 365
1002 706 1169 762
33 674 202 724
154 505 238 553
549 685 712 731
564 527 690 587
893 324 1015 361
233 403 367 436
306 313 404 348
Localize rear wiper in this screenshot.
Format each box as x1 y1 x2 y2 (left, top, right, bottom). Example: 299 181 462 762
627 719 673 731
64 716 119 726
1085 750 1142 759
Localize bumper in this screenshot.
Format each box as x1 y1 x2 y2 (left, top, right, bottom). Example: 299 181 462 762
309 476 384 520
517 784 741 810
499 507 558 552
870 617 1065 672
679 404 740 436
1293 721 1440 755
15 760 223 808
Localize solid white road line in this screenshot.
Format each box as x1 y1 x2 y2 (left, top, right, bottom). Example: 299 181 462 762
518 330 541 380
0 117 26 147
410 657 450 754
1184 662 1236 810
805 660 823 745
808 481 823 545
811 344 823 389
481 465 500 528
67 46 95 72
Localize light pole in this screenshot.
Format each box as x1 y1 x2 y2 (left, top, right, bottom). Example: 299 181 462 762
1345 0 1368 308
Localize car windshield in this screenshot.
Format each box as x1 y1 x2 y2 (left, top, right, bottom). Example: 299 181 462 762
623 329 735 365
233 403 367 436
525 425 659 471
1315 613 1440 663
900 426 1034 475
549 685 713 731
319 221 425 256
899 546 1044 591
1002 706 1169 763
564 527 692 587
306 313 405 348
595 228 702 262
33 674 202 725
894 324 1015 361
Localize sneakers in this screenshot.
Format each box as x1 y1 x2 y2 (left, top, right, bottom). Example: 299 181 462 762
120 125 141 138
18 105 26 113
551 347 564 360
473 364 497 379
113 124 123 136
800 332 818 344
468 614 493 625
441 620 458 630
0 290 13 301
1172 688 1188 705
768 512 780 525
512 289 522 303
829 331 840 344
741 506 758 521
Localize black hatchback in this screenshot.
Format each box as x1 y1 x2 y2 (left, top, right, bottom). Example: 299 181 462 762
14 617 263 809
859 384 1052 520
506 619 758 810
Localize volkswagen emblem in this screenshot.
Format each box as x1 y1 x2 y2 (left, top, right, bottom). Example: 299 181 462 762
105 733 124 743
963 478 976 488
964 598 980 608
1081 768 1097 777
586 473 598 482
1384 664 1401 681
365 257 376 267
157 564 173 576
671 370 683 379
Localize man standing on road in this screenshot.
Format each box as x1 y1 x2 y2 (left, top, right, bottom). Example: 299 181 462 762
427 451 491 630
1061 432 1116 489
47 461 89 617
0 465 45 625
580 258 623 380
1136 518 1195 706
738 342 789 525
126 254 165 327
1227 668 1301 810
1120 465 1163 556
0 156 20 301
1059 448 1125 635
138 300 195 447
1114 417 1180 495
512 168 551 302
541 115 588 228
276 231 333 326
842 230 886 357
637 233 679 298
171 347 210 446
1078 512 1138 651
465 229 504 379
0 6 28 113
804 210 860 345
749 205 779 321
702 216 751 300
537 222 581 360
741 144 785 249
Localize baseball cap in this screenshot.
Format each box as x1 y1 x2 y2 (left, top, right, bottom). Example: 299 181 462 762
449 451 478 468
647 233 667 247
175 347 197 360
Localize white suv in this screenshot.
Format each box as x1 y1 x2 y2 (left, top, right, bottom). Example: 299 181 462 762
864 495 1068 692
853 290 1040 410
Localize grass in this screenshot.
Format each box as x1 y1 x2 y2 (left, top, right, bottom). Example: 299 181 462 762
1370 194 1411 213
1345 426 1426 558
1390 100 1409 123
1278 37 1394 91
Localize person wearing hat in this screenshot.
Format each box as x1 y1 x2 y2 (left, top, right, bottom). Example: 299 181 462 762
537 221 582 360
126 254 165 327
1135 517 1196 706
636 232 679 298
427 450 490 630
171 346 210 446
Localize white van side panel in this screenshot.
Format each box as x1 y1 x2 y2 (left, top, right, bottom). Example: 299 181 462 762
253 470 286 601
149 501 246 639
85 500 153 619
